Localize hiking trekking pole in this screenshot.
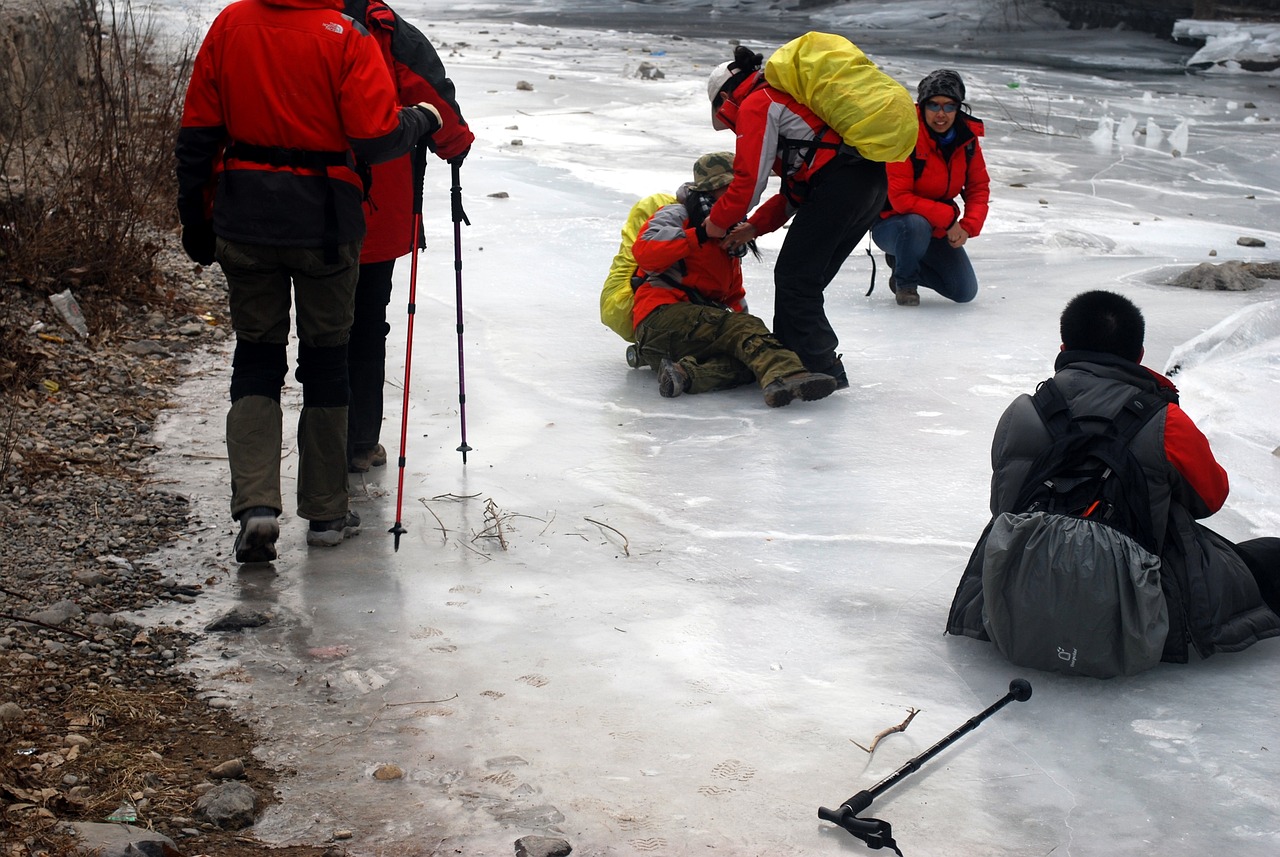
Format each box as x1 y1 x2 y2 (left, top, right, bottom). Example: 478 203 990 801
450 159 473 464
818 679 1032 855
389 142 430 552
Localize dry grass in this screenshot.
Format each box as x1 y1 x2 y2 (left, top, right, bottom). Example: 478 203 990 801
0 1 195 339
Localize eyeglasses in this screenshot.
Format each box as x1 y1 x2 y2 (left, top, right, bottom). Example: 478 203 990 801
924 102 958 114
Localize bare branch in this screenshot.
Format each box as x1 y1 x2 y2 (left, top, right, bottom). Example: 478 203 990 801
853 708 920 755
585 517 630 557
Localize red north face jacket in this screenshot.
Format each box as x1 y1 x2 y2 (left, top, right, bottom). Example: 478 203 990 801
350 0 475 262
176 0 432 247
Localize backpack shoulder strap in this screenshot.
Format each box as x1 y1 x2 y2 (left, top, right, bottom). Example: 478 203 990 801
1030 378 1074 438
1111 391 1165 442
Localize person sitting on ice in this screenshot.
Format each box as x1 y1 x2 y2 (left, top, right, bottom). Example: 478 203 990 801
629 153 838 408
947 290 1280 668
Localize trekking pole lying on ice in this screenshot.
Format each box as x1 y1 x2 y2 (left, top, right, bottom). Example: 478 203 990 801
818 678 1032 855
450 159 473 464
389 142 430 552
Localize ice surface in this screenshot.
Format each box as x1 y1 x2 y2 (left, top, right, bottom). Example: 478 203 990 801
140 2 1280 855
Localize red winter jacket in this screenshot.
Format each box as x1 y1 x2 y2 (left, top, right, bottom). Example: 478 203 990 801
632 201 748 328
881 108 990 238
176 0 433 247
349 0 474 262
708 73 845 236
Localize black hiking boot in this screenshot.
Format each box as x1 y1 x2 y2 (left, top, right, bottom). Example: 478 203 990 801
658 358 690 398
823 355 849 390
895 284 920 306
234 506 279 564
763 371 838 408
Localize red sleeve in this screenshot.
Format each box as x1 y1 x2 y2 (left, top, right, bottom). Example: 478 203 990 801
1163 403 1229 516
633 206 697 273
959 141 990 237
383 8 474 160
709 94 776 231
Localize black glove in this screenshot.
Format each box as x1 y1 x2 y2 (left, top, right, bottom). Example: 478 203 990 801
448 145 470 169
181 221 216 266
413 102 442 139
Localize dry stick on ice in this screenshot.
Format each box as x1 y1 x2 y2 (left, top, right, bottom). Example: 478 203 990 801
853 707 921 754
585 517 630 557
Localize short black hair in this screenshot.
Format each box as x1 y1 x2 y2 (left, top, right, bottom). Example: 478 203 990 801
1059 290 1145 362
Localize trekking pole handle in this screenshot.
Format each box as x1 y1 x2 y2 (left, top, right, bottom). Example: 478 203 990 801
818 789 873 823
817 802 882 834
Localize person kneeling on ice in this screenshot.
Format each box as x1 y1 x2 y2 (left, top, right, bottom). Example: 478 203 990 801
630 153 837 408
946 290 1280 677
871 69 989 307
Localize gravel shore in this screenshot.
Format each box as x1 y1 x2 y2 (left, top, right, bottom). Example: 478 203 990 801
0 235 332 856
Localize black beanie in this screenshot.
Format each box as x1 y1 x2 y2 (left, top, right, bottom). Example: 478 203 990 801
917 69 965 105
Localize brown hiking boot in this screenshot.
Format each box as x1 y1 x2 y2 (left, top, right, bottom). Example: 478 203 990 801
895 284 920 306
762 372 838 408
349 443 387 473
658 358 690 398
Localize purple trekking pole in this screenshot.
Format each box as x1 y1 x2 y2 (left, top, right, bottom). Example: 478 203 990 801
450 159 472 464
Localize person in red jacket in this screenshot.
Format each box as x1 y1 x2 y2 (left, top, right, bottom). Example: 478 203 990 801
706 46 890 388
175 0 440 563
342 0 475 474
632 153 837 408
872 69 990 307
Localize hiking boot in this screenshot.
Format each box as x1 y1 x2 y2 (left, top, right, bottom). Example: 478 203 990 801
763 371 838 408
826 355 849 390
895 284 920 306
349 443 387 473
306 510 361 547
658 358 690 398
234 506 279 564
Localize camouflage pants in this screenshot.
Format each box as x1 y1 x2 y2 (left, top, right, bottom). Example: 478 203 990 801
633 303 805 394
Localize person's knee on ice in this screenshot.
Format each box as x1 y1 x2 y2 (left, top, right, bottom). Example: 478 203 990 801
874 68 989 307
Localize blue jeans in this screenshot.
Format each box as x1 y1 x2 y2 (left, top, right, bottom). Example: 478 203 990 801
871 213 979 303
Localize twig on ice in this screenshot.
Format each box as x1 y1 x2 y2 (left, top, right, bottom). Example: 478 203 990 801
853 707 920 754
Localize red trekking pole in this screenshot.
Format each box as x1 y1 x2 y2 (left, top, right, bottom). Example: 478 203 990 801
389 143 429 551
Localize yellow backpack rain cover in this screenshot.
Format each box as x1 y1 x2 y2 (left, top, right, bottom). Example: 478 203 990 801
763 32 916 164
600 192 676 342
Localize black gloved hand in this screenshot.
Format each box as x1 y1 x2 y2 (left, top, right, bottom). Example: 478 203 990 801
413 102 442 139
181 221 216 266
448 145 470 169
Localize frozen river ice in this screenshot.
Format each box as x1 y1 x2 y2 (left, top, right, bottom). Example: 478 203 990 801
140 2 1280 854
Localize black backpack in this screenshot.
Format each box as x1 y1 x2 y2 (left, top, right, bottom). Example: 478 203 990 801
978 378 1171 678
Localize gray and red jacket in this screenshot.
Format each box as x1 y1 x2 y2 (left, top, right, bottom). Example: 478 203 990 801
175 0 434 248
947 352 1280 661
346 0 474 262
631 199 747 328
708 72 846 236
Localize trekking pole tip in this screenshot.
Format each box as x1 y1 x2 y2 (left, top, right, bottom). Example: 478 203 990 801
389 521 407 552
1009 678 1033 702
